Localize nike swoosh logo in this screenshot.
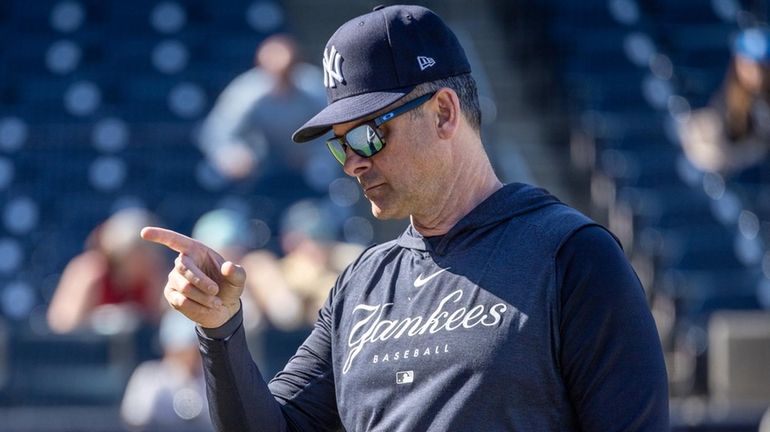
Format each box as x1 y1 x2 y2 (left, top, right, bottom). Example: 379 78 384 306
414 267 450 288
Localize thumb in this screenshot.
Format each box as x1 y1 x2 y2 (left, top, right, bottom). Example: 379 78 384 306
220 261 246 288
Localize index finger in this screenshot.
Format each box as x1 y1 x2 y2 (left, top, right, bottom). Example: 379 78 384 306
140 226 196 253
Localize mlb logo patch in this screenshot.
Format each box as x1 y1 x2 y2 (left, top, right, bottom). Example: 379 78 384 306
396 370 414 384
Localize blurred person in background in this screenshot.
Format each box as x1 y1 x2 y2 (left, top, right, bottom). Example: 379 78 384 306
245 199 364 327
198 33 333 195
678 27 770 175
47 208 166 334
121 309 211 431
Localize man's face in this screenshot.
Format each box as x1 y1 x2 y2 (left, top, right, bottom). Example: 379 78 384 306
332 97 447 220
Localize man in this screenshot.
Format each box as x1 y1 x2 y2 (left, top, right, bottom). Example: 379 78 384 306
142 5 669 431
197 34 331 193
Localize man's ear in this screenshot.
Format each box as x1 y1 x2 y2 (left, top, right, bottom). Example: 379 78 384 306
433 88 460 140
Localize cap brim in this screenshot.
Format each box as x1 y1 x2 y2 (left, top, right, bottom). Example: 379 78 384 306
292 86 416 143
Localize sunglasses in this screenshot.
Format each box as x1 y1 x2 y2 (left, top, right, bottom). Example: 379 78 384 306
326 91 436 165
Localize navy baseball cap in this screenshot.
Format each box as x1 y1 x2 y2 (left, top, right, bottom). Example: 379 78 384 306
292 4 471 143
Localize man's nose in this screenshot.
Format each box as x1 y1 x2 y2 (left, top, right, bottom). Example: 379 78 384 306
342 148 372 177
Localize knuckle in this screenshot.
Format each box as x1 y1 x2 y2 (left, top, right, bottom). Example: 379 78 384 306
164 282 176 297
175 257 187 273
184 269 200 285
169 291 187 308
178 281 194 295
181 254 194 268
166 292 182 309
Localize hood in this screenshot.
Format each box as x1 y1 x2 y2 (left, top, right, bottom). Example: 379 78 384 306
396 183 563 255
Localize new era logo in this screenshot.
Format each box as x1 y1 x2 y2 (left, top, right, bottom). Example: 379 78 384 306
417 56 435 71
396 370 414 384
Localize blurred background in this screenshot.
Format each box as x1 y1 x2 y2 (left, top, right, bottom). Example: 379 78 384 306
0 0 769 430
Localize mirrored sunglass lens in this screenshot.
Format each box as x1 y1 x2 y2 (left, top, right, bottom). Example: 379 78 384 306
326 140 347 164
347 124 383 157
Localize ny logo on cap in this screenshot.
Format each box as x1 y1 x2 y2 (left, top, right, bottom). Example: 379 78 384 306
323 46 344 88
417 56 436 71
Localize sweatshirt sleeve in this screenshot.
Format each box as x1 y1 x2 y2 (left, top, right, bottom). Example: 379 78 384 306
556 225 669 431
197 291 342 432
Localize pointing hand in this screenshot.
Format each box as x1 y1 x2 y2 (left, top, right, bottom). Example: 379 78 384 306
140 227 246 328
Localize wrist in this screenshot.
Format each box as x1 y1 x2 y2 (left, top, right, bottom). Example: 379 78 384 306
198 301 243 340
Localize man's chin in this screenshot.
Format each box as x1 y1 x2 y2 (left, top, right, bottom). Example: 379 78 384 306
370 202 406 220
370 204 388 219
